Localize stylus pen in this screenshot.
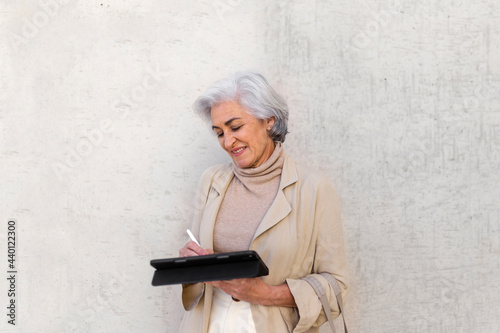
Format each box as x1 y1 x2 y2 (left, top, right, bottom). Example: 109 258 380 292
186 229 201 247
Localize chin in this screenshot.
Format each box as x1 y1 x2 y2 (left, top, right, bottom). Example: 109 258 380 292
233 159 251 169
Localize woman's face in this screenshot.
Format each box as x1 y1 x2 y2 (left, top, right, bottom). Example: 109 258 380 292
211 101 275 169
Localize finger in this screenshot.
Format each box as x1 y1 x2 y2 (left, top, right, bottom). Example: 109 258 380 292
208 281 245 302
179 241 205 257
188 242 215 256
221 278 250 286
188 241 205 254
179 248 200 257
206 280 217 287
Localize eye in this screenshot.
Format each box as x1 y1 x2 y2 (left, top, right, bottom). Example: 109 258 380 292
232 125 242 131
216 131 223 138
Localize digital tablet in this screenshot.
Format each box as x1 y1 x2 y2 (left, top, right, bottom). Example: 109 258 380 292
150 250 269 286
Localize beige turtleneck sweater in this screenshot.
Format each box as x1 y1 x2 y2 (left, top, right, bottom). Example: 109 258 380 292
213 143 285 253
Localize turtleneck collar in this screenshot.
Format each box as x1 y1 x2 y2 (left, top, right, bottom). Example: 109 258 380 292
232 142 285 183
213 143 285 252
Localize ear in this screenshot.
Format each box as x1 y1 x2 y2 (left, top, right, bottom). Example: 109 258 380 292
267 117 275 128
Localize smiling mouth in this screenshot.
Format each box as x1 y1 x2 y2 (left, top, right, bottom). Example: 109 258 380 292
231 147 246 156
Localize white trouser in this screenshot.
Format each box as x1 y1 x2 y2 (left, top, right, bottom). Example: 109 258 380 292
208 288 257 333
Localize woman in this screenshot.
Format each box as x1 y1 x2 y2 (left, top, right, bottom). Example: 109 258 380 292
178 71 348 333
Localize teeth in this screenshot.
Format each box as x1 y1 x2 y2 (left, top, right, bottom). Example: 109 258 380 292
233 147 245 154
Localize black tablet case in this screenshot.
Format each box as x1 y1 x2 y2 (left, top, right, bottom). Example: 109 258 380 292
150 250 269 286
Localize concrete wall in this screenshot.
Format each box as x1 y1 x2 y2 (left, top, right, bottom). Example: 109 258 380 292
1 0 499 332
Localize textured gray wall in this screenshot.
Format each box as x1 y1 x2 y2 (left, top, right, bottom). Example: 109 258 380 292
1 1 499 332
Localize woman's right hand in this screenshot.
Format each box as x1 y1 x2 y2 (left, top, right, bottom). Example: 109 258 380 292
179 241 214 257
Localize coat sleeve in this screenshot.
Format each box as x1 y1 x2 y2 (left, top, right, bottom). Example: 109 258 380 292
181 166 218 311
285 177 349 332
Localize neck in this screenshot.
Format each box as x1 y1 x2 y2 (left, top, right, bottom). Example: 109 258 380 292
234 142 283 176
260 139 276 167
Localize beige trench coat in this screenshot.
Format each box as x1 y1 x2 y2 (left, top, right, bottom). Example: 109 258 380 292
179 152 349 333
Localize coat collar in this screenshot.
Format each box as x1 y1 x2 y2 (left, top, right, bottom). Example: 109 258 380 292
252 152 298 242
212 152 298 194
199 163 233 250
199 153 299 249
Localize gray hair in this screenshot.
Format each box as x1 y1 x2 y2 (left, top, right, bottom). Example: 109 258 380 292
193 70 289 142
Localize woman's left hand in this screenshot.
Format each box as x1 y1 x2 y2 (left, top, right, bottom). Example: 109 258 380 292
207 278 297 307
207 277 268 304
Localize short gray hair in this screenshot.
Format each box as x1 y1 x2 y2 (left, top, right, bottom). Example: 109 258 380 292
193 70 289 142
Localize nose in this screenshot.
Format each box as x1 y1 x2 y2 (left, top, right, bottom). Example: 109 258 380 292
224 133 235 149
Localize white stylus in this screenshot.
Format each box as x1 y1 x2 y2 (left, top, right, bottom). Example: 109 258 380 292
186 229 201 246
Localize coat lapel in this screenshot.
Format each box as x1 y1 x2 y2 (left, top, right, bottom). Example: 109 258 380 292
199 164 234 249
252 153 298 241
199 154 298 249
